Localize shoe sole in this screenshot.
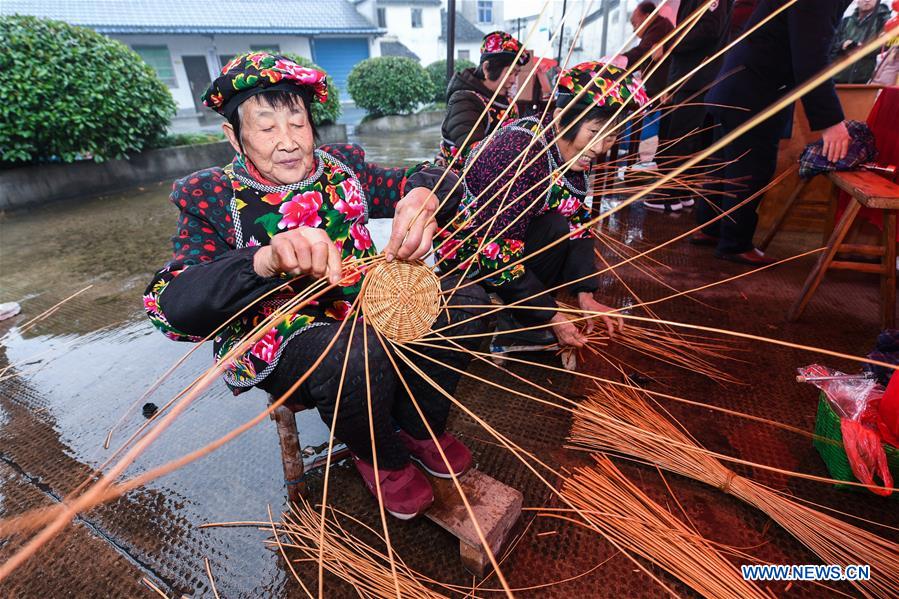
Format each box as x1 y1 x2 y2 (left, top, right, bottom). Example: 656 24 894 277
387 502 433 520
643 203 683 212
714 251 775 266
409 455 469 479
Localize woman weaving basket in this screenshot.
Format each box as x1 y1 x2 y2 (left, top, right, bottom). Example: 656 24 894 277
143 52 488 520
436 62 647 354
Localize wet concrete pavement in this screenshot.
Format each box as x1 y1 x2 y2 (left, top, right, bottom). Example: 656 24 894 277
1 128 897 597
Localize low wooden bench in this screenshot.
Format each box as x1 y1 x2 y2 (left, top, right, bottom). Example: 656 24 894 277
269 397 522 576
783 170 899 328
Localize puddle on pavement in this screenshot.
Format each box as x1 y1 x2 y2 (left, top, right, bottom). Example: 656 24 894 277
0 125 442 596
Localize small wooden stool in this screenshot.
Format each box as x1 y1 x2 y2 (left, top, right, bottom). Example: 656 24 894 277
270 399 310 504
424 469 523 576
787 170 899 328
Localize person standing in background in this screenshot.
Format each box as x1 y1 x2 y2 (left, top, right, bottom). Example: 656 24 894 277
696 0 852 265
652 0 729 213
830 0 891 83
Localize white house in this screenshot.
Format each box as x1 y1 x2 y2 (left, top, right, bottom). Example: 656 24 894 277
1 0 384 121
354 0 489 66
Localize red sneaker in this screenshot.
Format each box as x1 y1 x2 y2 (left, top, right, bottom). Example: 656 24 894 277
396 429 473 479
351 454 433 520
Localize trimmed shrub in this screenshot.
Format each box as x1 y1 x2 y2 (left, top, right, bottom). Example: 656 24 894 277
0 15 176 164
425 59 476 102
282 53 342 125
347 57 433 116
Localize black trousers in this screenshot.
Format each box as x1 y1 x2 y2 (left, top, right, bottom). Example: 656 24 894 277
697 69 787 254
661 90 716 203
259 276 488 469
523 211 598 293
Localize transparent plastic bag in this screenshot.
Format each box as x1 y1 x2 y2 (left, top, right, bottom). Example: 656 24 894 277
799 364 892 496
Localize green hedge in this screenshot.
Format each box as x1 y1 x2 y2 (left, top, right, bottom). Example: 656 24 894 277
0 15 176 164
282 53 342 125
347 56 433 116
425 59 476 102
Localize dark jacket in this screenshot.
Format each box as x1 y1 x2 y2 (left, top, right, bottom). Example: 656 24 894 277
829 2 891 83
668 0 731 93
708 0 850 131
622 14 675 97
441 68 514 155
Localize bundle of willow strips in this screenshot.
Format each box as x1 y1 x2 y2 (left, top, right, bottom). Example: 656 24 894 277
571 315 740 384
569 384 899 598
272 498 448 599
558 455 769 598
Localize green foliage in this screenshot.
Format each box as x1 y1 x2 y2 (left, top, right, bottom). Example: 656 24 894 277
0 15 177 164
150 131 225 149
282 53 342 125
347 57 433 117
425 59 476 102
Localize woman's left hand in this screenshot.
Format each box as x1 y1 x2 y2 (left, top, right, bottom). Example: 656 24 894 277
577 292 623 337
385 187 439 262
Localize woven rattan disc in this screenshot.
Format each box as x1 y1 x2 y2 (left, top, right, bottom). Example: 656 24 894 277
361 260 441 342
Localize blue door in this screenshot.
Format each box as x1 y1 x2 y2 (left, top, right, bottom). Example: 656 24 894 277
312 38 370 94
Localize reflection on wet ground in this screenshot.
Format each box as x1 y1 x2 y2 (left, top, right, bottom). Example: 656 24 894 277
1 123 896 597
0 128 440 597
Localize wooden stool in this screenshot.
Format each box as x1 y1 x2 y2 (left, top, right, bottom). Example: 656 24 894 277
424 469 523 576
270 399 309 505
787 170 899 328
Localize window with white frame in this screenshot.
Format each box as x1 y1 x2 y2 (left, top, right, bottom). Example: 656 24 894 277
132 45 177 86
377 7 387 28
250 44 281 53
411 8 423 28
477 0 493 23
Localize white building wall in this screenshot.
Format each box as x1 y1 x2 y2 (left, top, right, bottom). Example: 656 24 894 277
111 34 314 113
380 5 444 64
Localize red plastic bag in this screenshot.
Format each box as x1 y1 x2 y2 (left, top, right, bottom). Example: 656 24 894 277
840 419 893 496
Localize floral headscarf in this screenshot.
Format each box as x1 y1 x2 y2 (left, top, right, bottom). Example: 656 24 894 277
202 52 328 118
480 31 530 66
555 61 648 112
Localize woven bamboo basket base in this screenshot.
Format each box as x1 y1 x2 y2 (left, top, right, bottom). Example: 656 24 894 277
361 260 441 342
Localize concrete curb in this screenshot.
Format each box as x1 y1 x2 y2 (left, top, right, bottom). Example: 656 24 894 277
0 125 348 211
354 111 444 135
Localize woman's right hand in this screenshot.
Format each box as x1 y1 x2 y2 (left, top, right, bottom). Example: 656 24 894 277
253 227 343 285
550 313 587 348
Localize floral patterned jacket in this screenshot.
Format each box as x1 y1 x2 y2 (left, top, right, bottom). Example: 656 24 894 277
436 114 598 323
144 144 460 394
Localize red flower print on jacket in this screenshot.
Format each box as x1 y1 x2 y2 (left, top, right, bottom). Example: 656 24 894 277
349 221 372 250
332 179 365 221
325 300 353 321
251 329 283 363
278 191 323 229
482 242 501 261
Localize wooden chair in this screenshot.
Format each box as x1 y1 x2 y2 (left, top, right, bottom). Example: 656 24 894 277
786 170 899 328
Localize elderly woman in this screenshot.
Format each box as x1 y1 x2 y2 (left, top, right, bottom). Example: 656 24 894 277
144 53 487 520
438 31 530 167
436 62 647 353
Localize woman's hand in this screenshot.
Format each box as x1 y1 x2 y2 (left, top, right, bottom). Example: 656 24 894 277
821 120 851 163
253 226 343 284
385 187 439 262
550 313 587 348
578 292 623 337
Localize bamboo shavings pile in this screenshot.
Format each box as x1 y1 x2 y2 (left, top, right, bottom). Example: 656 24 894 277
569 384 899 598
559 455 769 598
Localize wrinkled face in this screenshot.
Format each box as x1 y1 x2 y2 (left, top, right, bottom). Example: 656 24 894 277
484 61 521 96
857 0 877 12
223 95 315 185
556 116 615 172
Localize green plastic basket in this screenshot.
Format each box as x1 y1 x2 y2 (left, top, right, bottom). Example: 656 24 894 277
813 394 899 495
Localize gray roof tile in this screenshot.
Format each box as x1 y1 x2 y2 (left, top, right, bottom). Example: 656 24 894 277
379 40 421 61
1 0 382 34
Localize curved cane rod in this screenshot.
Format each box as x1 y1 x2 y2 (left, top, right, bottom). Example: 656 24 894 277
373 328 515 598
0 285 363 581
316 311 361 598
387 341 682 597
427 0 696 265
427 167 791 340
359 322 403 598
